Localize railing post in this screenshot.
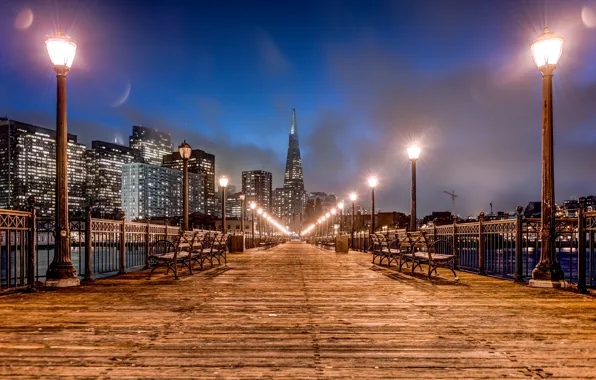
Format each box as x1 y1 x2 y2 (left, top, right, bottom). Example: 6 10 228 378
515 206 524 282
84 206 92 281
452 215 459 269
478 211 485 275
433 219 438 241
119 217 126 274
145 218 150 269
578 202 588 294
27 199 37 290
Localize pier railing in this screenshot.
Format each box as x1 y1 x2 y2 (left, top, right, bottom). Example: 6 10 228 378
348 209 595 289
1 207 197 290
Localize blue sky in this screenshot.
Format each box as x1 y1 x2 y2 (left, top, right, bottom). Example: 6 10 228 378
2 0 596 216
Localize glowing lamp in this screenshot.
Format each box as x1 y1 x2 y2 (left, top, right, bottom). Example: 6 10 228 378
45 28 77 70
331 208 337 215
350 193 357 201
531 27 564 70
338 202 344 210
257 208 263 215
178 140 192 160
407 145 421 160
368 177 378 188
219 176 228 188
239 193 245 201
250 202 256 210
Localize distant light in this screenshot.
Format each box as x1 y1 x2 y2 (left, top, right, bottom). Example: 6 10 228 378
407 145 421 160
331 208 337 215
257 208 263 215
219 176 229 187
350 193 357 201
325 212 330 218
250 202 256 210
338 202 344 210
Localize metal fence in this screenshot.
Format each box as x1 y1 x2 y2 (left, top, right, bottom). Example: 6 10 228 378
1 207 190 291
347 210 596 289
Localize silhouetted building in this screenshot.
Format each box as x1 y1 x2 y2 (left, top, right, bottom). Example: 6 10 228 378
129 125 172 166
0 118 86 215
162 148 216 215
86 141 142 214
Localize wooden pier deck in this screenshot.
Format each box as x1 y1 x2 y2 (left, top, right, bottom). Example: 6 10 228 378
0 242 595 378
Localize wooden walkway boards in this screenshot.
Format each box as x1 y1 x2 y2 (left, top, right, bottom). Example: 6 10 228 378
1 242 596 379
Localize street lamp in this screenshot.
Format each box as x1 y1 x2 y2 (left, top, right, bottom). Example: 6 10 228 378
325 212 330 238
179 141 192 231
338 201 344 234
258 208 263 240
219 176 228 234
530 27 565 287
368 177 377 234
407 145 421 232
331 208 337 237
350 193 357 243
45 28 79 288
250 202 256 247
239 193 246 234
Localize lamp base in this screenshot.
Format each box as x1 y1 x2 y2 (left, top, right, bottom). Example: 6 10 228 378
529 262 566 288
45 263 80 288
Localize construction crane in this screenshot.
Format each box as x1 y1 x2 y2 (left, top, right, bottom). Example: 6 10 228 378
443 190 458 216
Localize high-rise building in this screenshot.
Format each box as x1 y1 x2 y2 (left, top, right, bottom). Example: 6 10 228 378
129 126 172 165
227 192 243 219
279 108 305 231
242 170 272 214
86 141 143 215
162 149 216 215
0 118 86 215
121 163 204 221
215 184 237 218
272 187 292 223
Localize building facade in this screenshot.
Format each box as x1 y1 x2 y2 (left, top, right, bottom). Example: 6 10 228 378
121 163 204 221
242 170 272 214
162 149 216 216
129 126 172 166
0 118 86 215
86 141 143 215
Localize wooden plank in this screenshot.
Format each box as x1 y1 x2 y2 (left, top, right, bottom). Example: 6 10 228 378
0 242 595 378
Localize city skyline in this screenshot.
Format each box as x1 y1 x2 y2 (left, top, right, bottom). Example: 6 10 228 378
1 0 596 216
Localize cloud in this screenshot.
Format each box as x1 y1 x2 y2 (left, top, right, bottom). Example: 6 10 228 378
302 35 596 217
256 29 293 76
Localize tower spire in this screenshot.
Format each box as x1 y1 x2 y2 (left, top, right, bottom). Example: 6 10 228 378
283 107 305 232
290 107 296 135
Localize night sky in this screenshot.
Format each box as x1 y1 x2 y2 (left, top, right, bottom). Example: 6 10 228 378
1 0 596 216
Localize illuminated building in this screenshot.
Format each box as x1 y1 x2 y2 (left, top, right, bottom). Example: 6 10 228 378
129 125 172 166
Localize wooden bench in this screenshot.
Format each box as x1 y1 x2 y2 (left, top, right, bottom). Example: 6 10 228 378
399 231 458 281
147 230 195 280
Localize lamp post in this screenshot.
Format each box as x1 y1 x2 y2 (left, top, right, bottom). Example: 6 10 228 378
239 193 246 234
368 177 377 234
263 212 268 236
529 27 565 287
325 213 330 238
258 208 263 240
250 202 256 247
219 177 228 234
45 28 79 288
331 208 337 238
407 145 421 232
338 201 344 234
350 193 357 242
178 141 192 231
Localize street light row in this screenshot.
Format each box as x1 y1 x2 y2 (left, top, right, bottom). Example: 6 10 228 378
44 25 565 287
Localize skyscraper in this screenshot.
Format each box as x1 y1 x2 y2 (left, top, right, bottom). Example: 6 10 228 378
242 170 273 214
121 163 204 221
129 126 172 165
280 108 305 230
86 141 143 215
0 118 86 215
162 148 216 215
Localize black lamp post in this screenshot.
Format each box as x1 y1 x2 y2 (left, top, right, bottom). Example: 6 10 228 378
179 141 192 231
45 28 79 288
239 193 245 234
368 177 377 234
219 176 228 234
350 193 356 242
257 208 263 240
529 27 565 287
250 202 256 247
407 146 420 232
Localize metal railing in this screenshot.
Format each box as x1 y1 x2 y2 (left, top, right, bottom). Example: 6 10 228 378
343 210 595 289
